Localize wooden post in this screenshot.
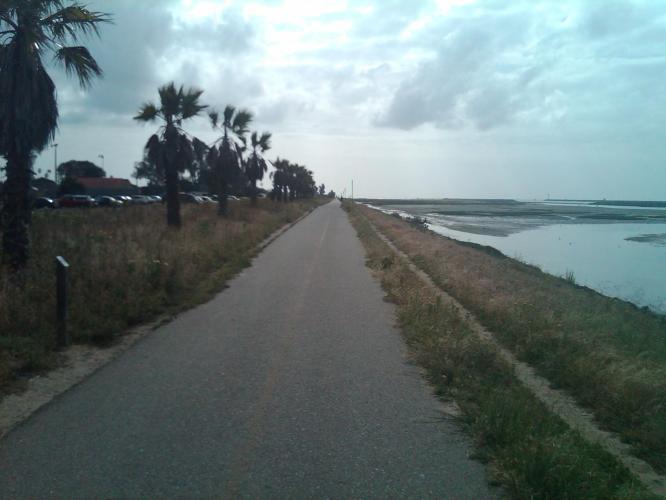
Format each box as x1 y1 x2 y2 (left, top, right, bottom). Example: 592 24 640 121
56 256 70 348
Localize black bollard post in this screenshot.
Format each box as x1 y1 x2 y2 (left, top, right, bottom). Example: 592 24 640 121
56 256 70 348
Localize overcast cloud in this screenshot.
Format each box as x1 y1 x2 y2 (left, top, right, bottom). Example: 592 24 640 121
29 0 666 199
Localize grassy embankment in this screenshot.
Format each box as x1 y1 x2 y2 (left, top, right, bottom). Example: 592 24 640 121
0 199 323 387
344 202 657 499
352 203 666 473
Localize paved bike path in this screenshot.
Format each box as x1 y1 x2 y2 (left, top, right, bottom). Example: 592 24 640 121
0 200 491 498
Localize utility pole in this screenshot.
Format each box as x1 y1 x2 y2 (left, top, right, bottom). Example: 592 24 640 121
351 179 354 201
52 143 58 183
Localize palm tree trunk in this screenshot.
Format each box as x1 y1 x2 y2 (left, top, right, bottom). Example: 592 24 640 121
250 179 258 206
217 180 228 216
1 150 33 269
164 160 181 227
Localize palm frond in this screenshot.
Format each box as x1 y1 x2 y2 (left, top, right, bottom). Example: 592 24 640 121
134 102 160 122
259 131 272 152
206 144 219 167
208 110 219 129
175 132 194 173
144 134 164 174
181 86 207 120
222 105 236 127
54 45 102 87
158 82 179 121
192 136 208 160
43 5 110 43
232 109 253 135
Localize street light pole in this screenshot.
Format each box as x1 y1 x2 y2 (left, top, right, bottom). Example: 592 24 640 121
98 154 105 170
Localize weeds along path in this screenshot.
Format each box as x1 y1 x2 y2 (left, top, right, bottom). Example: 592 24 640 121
356 207 666 497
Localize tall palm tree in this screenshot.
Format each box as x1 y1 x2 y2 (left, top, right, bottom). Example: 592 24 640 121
134 82 207 227
207 105 252 215
270 157 289 202
246 131 271 205
0 1 110 269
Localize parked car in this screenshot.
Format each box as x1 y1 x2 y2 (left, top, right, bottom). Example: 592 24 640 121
33 197 55 209
130 195 152 205
179 193 202 204
59 195 95 208
97 196 122 207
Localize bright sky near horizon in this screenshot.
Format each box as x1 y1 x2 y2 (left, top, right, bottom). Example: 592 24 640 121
29 0 666 199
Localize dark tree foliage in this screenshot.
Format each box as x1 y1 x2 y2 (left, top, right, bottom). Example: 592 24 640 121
134 82 207 227
207 106 252 215
270 158 317 202
133 159 161 188
57 160 105 178
246 131 271 205
58 176 85 196
0 1 110 269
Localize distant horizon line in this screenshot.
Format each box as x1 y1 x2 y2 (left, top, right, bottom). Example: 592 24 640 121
352 197 666 204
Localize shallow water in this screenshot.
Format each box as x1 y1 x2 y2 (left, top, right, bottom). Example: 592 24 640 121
369 203 666 314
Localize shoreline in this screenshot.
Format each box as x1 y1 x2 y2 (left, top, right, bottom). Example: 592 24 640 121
362 200 666 315
345 201 665 497
351 201 666 476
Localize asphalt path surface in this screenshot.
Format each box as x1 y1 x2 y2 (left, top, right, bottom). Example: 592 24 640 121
0 200 492 498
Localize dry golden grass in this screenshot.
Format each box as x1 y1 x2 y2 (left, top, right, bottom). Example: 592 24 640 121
0 199 323 386
357 203 666 472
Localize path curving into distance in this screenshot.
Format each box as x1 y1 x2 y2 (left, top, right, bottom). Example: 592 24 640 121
0 200 492 498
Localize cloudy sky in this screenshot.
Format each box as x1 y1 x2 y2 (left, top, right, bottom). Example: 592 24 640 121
30 0 666 199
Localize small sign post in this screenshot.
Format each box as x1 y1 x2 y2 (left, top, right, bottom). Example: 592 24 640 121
56 256 70 348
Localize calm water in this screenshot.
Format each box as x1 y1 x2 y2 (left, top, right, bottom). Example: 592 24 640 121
369 204 666 314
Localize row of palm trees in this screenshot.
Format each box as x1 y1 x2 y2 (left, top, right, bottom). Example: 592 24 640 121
134 83 317 227
271 158 317 202
0 1 319 270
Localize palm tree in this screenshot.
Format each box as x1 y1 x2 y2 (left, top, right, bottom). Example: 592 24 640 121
246 131 271 205
0 1 110 269
207 105 252 215
189 137 209 187
270 157 289 202
134 82 207 227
